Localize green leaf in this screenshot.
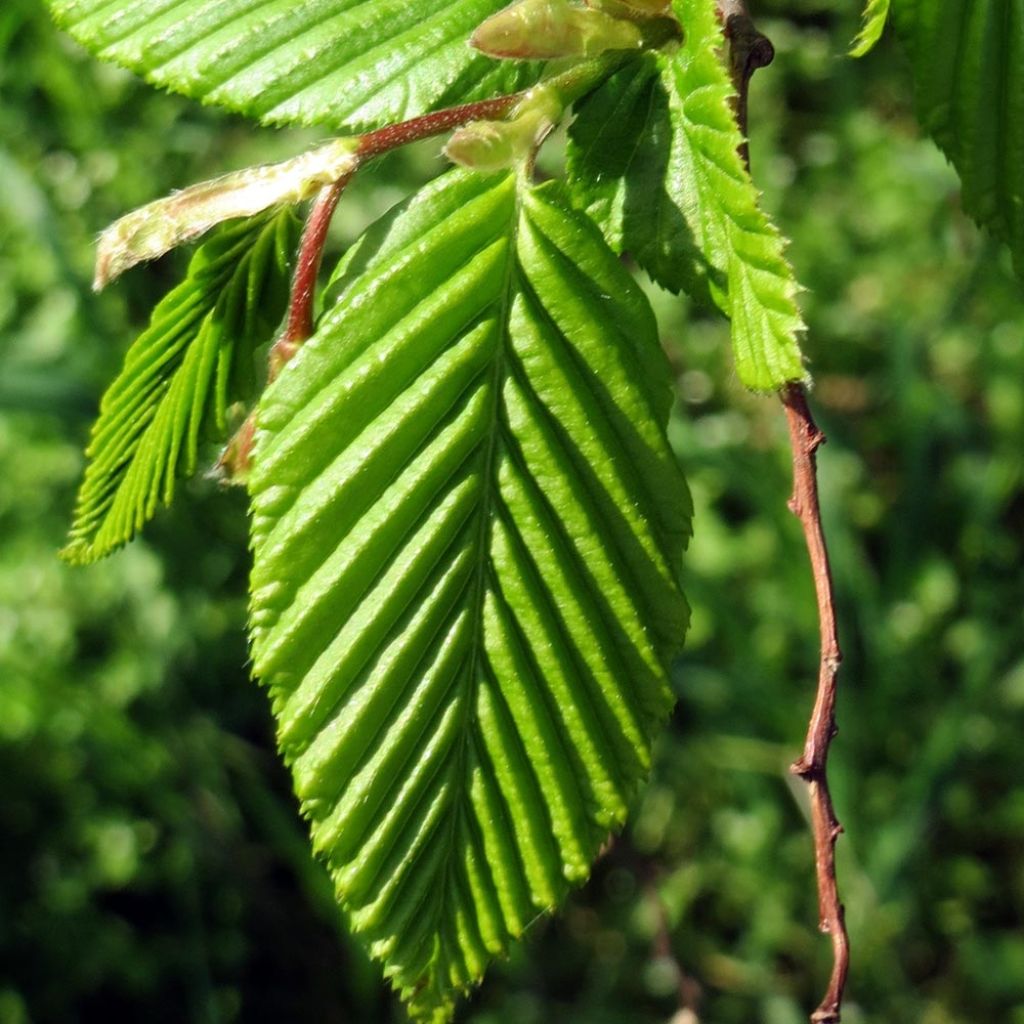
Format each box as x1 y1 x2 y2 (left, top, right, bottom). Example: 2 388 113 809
566 0 807 391
47 0 541 132
567 57 703 300
891 0 1024 278
248 170 690 1021
63 211 296 565
851 0 891 56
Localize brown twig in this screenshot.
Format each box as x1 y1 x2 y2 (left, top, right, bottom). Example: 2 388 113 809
716 0 775 167
715 2 850 1019
781 384 848 1024
354 49 638 161
356 94 522 160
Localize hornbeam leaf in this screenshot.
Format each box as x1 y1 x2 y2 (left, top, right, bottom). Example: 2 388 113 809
566 0 807 391
63 211 296 565
47 0 542 133
891 0 1024 278
248 170 690 1021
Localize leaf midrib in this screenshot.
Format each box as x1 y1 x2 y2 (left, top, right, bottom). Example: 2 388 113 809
427 175 524 980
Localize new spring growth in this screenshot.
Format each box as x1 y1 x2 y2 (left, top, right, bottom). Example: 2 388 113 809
93 138 360 290
445 87 564 171
471 0 643 60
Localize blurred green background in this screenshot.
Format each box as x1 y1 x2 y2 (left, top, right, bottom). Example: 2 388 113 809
1 1 1022 1022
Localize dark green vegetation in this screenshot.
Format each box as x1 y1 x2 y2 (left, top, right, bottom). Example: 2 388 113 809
1 0 1022 1021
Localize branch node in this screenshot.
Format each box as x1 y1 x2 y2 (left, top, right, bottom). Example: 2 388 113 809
716 0 775 159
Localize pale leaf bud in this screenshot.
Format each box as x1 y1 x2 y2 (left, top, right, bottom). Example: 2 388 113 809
445 88 563 170
471 0 643 60
94 138 360 290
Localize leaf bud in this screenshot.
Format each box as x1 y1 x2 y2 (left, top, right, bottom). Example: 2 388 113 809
471 0 643 60
445 88 563 170
94 138 359 289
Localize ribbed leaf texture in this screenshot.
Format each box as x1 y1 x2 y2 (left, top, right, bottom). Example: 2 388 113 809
892 0 1024 277
63 211 295 564
248 170 691 1021
566 0 806 391
851 0 891 56
47 0 541 132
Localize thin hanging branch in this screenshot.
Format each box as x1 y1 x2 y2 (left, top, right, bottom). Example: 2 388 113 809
716 3 850 1021
781 384 848 1024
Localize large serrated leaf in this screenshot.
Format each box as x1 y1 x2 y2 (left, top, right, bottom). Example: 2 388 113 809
891 0 1024 278
47 0 542 132
63 211 296 564
248 170 690 1021
566 0 807 391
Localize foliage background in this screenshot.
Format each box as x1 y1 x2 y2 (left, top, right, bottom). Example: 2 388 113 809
1 0 1021 1021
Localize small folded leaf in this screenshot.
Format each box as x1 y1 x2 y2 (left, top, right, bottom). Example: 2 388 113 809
567 0 807 391
891 0 1024 279
249 170 690 1022
95 140 358 289
63 211 297 564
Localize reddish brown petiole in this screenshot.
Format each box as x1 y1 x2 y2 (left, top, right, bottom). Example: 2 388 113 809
217 92 529 482
271 176 351 379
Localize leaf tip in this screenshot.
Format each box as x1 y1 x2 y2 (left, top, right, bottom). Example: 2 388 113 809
93 205 176 288
92 252 112 292
848 0 890 57
59 537 101 566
